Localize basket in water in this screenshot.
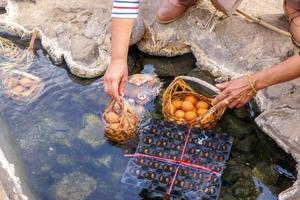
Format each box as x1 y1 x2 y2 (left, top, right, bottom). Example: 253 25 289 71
162 76 225 129
103 97 139 143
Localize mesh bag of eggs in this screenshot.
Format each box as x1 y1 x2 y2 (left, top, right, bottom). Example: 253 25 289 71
162 76 225 129
103 74 162 143
103 97 139 143
1 70 44 104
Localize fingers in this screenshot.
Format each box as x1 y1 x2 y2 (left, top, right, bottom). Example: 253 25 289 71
213 99 229 111
212 91 229 106
119 76 127 97
111 78 121 102
104 73 121 102
228 100 239 109
216 81 231 90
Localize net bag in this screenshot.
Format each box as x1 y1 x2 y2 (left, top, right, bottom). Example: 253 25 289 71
103 97 139 143
162 76 225 129
1 70 44 104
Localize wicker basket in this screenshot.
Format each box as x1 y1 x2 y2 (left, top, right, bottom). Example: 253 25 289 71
103 97 139 143
162 76 225 129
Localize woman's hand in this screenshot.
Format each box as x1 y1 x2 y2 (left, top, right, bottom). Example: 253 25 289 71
211 76 256 110
103 59 128 103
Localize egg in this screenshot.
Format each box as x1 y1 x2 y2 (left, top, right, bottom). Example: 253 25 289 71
185 95 198 104
197 108 208 116
181 101 195 112
19 77 32 85
172 100 182 109
185 111 197 121
12 85 25 93
110 123 120 130
196 101 209 109
105 112 120 123
175 110 185 118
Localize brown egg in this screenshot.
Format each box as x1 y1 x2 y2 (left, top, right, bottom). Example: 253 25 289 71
19 77 32 85
110 123 120 130
185 95 198 104
172 100 182 109
196 101 209 109
12 85 25 93
197 108 208 116
181 101 195 112
185 111 197 121
105 112 120 123
175 110 185 118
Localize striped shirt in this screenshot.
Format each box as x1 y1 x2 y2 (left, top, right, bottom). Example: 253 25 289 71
112 0 140 18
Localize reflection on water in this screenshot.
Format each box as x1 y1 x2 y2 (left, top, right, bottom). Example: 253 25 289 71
0 41 296 200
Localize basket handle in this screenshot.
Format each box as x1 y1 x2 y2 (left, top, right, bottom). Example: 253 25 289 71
174 76 221 95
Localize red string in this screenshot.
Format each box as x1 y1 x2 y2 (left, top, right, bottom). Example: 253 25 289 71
125 127 221 196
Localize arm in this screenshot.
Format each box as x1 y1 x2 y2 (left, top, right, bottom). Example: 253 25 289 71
104 0 140 102
212 55 300 109
254 55 300 90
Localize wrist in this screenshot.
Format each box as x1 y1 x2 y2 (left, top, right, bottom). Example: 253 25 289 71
110 58 127 68
252 72 269 91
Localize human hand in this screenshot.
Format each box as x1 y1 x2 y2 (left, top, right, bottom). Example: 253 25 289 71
211 75 257 110
103 59 128 103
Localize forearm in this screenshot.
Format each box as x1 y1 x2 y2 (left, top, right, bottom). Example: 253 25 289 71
253 55 300 90
111 18 134 62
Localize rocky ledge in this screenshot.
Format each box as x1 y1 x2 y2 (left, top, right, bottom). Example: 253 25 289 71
0 0 299 199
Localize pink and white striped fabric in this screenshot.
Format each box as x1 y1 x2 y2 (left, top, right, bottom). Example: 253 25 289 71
112 0 140 18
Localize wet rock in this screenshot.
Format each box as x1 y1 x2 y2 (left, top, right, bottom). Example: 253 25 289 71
53 172 97 200
219 114 254 139
252 163 280 185
233 107 250 119
236 135 258 153
56 154 74 166
222 167 239 185
78 113 106 149
142 53 196 77
187 68 216 85
219 193 235 200
94 155 112 168
231 178 258 199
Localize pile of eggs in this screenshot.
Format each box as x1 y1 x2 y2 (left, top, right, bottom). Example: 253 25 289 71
167 95 211 122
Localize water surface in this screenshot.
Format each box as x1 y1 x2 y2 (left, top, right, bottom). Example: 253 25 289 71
0 40 296 200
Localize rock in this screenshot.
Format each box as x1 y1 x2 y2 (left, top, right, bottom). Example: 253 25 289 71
78 113 106 149
236 135 258 153
219 114 255 139
222 167 239 185
142 53 196 77
252 163 280 185
233 107 250 119
231 177 258 199
0 181 8 200
56 154 74 166
187 68 216 85
53 172 97 200
0 0 6 8
95 155 112 168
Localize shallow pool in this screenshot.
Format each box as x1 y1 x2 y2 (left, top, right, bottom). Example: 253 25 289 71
0 39 296 200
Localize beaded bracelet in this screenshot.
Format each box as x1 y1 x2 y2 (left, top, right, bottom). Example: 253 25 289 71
247 74 257 96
